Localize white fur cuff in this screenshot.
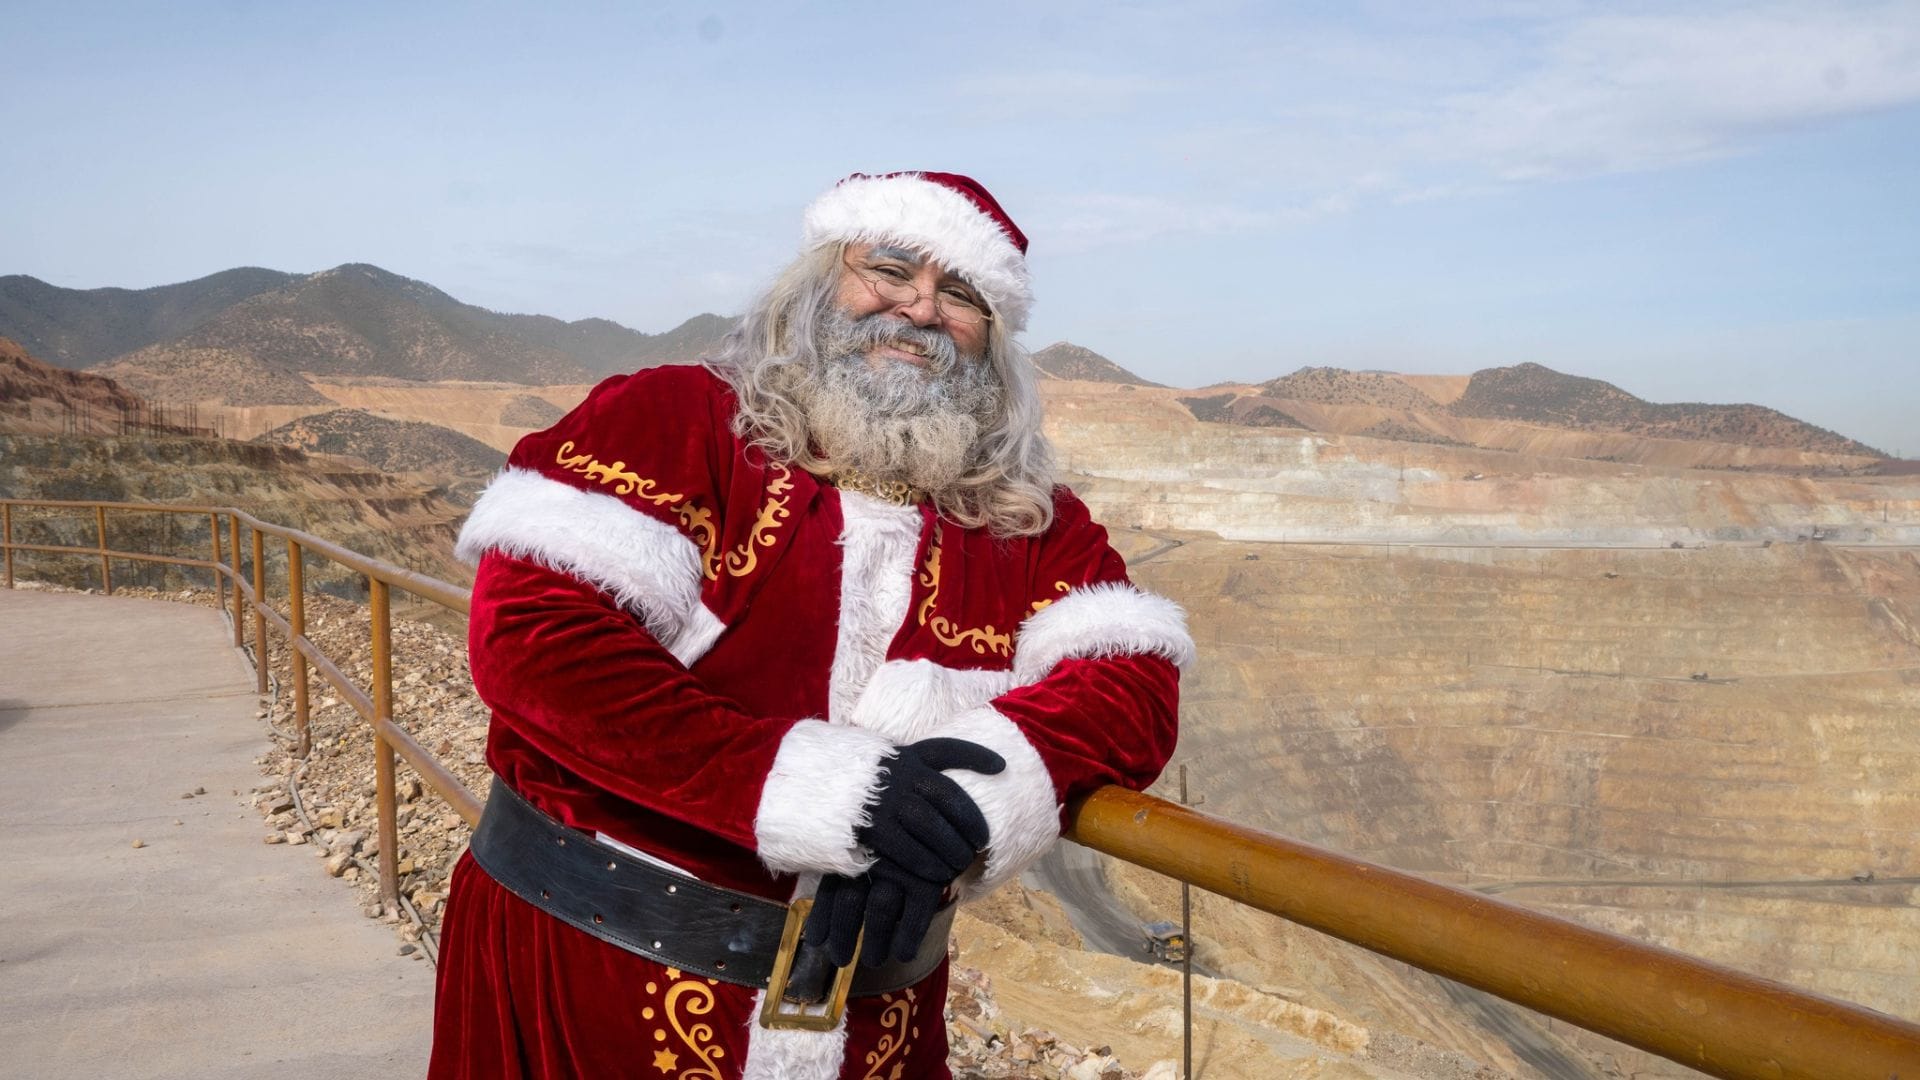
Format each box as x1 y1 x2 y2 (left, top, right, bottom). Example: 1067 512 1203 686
1013 581 1195 686
934 706 1062 900
754 721 893 877
456 468 724 666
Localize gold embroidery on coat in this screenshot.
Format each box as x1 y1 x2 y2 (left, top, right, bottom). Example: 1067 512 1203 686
674 503 721 582
554 441 682 505
861 989 916 1080
662 975 725 1079
1029 580 1071 614
717 465 793 579
915 527 1013 657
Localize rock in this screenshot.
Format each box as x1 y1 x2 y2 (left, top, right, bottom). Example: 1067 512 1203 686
287 832 309 846
399 778 422 802
264 832 287 844
194 785 206 795
1141 1063 1178 1080
399 943 417 956
334 829 367 854
129 838 145 849
1066 1058 1106 1080
325 851 355 877
266 795 295 815
180 791 195 799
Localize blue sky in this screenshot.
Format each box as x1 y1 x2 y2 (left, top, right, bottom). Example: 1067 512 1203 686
4 1 1916 454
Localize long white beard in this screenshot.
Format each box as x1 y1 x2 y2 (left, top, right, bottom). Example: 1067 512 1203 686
787 310 999 495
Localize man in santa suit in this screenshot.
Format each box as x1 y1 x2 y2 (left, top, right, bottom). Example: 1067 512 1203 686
431 171 1192 1079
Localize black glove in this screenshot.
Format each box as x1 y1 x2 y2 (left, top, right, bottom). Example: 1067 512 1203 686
806 858 955 968
855 737 1005 882
803 737 1006 967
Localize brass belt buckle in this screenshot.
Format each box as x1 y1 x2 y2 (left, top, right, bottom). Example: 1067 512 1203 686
759 897 861 1030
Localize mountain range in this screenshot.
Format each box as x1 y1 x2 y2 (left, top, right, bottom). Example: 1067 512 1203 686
0 265 731 400
0 265 1883 459
1186 363 1883 459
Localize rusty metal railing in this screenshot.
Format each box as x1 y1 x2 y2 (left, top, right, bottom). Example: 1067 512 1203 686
4 497 1918 1080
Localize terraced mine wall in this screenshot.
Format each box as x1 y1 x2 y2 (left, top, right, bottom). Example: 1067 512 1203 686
1052 405 1920 1075
1049 388 1920 547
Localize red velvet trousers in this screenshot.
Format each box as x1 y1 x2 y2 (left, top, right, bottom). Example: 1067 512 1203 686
429 853 954 1079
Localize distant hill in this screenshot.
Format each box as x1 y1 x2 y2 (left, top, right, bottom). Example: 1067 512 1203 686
0 338 153 434
500 393 567 427
1261 366 1439 410
0 264 737 401
1030 342 1161 386
1177 393 1307 430
252 408 506 479
0 268 297 369
95 345 332 406
1452 363 1883 457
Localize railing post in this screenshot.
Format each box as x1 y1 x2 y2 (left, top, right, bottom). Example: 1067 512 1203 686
370 577 401 909
228 515 243 647
250 526 267 696
207 512 222 595
95 504 111 594
286 538 311 759
3 502 13 589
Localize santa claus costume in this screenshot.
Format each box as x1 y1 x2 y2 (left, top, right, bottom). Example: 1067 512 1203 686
430 172 1190 1080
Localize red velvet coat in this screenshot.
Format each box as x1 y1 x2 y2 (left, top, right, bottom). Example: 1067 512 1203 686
430 365 1189 1080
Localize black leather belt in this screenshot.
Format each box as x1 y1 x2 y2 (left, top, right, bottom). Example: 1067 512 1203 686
468 778 953 1028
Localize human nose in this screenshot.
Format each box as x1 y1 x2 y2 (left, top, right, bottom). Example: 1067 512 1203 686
888 283 942 327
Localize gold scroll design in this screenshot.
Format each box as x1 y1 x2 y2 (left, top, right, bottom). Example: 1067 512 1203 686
1028 580 1071 614
915 528 1012 658
554 441 682 506
661 972 726 1079
715 465 793 580
860 988 919 1080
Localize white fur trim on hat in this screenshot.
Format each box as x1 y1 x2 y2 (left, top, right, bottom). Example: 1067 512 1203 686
456 468 726 666
803 173 1034 332
1012 581 1196 686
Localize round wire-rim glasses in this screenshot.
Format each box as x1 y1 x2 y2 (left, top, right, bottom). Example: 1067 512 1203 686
843 251 993 328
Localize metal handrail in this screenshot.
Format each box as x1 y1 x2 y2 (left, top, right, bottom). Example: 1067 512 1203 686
4 496 1918 1080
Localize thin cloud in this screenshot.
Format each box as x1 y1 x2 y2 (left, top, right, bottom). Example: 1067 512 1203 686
1427 4 1920 179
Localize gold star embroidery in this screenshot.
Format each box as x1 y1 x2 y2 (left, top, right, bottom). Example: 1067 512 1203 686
652 1047 679 1072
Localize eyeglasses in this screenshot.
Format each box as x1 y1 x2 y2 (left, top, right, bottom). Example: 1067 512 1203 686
843 252 993 328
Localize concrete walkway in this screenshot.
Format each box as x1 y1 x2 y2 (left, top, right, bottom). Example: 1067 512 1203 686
0 588 433 1079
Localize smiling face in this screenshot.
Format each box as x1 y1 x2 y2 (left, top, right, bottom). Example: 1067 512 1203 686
832 242 990 369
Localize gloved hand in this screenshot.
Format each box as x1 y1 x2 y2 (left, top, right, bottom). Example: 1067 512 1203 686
855 737 1005 882
804 737 1005 966
805 859 951 968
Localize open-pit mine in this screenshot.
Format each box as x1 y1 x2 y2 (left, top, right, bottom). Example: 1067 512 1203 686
7 340 1916 1077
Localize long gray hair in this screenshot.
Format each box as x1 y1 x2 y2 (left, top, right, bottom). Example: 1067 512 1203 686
704 243 1057 537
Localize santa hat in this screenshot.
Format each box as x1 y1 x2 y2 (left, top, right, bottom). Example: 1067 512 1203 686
803 171 1033 332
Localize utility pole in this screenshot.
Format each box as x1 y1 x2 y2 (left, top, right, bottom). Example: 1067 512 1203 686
1180 764 1205 1080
